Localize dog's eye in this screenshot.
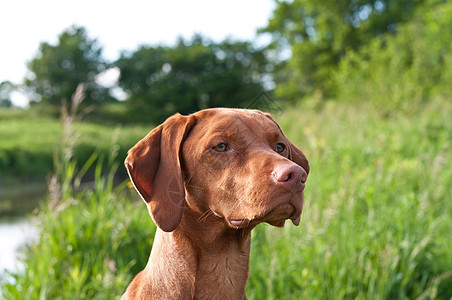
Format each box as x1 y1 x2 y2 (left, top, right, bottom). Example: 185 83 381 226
275 143 285 153
213 143 228 152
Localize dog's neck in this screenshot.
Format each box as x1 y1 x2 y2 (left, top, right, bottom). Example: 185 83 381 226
147 208 252 300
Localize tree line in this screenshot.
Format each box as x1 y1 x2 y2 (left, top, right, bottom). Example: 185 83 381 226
1 0 451 119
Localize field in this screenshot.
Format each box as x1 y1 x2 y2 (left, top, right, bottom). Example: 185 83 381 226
0 106 150 215
1 98 451 299
0 106 149 181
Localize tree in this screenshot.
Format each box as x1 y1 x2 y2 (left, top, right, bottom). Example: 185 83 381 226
335 1 452 107
261 0 428 101
26 26 111 105
116 35 267 122
0 81 14 107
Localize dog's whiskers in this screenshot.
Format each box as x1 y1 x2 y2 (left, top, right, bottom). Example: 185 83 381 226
197 210 213 223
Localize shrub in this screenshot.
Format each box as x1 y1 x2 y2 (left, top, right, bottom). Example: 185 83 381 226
335 1 452 110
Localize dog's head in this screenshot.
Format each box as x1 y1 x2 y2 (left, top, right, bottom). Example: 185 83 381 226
125 108 309 232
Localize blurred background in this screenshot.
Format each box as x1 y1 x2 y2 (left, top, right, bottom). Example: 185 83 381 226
1 0 451 299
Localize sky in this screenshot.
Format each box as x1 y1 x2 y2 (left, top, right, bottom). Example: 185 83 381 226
0 0 275 106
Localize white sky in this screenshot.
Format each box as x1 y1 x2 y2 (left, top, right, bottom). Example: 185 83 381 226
0 0 275 106
1 0 275 84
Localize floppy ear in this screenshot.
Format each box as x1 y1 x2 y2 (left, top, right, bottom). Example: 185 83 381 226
125 113 196 232
262 111 310 174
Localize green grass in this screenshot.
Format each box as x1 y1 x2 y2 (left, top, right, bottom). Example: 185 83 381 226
0 105 151 216
0 109 59 179
1 98 451 299
1 165 155 299
0 106 150 181
247 98 452 299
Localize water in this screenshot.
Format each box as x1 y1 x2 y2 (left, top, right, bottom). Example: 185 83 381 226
0 217 38 274
0 182 45 276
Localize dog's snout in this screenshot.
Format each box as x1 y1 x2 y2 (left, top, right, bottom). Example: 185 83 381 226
272 164 307 185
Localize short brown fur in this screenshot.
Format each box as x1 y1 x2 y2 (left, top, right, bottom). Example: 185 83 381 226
122 108 309 299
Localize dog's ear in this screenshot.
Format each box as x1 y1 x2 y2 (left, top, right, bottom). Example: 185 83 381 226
262 111 310 174
125 113 196 232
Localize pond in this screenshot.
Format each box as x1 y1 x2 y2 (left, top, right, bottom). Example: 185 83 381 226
0 182 45 277
0 217 38 275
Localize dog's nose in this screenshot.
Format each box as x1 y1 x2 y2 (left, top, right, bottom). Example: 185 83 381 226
272 163 307 185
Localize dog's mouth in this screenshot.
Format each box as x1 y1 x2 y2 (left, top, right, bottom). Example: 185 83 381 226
223 202 302 229
228 218 251 228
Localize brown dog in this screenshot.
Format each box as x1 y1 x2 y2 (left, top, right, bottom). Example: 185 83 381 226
122 108 309 299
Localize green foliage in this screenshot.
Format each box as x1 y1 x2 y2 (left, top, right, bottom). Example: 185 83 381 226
26 26 112 105
2 2 452 297
0 106 149 181
247 99 452 299
0 108 59 179
0 81 14 107
335 1 452 109
2 99 451 298
1 89 154 299
116 35 267 122
261 0 428 100
1 160 155 299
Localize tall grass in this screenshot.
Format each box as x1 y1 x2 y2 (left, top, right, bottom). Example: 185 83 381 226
1 86 154 299
247 98 452 299
1 96 451 299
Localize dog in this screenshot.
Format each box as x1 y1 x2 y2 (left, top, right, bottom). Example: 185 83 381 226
122 108 309 299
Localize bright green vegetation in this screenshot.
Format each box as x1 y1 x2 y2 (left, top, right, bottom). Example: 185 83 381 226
248 99 452 299
335 1 452 110
2 98 451 299
0 109 59 179
2 0 452 298
0 106 149 181
262 0 452 105
1 161 154 299
0 105 149 216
